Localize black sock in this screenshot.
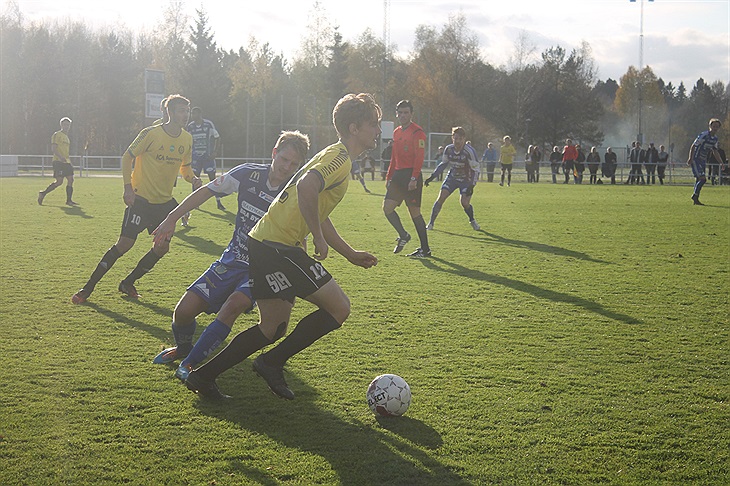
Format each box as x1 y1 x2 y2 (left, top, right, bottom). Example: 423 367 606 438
412 214 429 251
464 205 474 221
263 309 341 367
66 185 73 202
123 249 162 285
385 211 408 239
196 325 275 380
83 246 121 292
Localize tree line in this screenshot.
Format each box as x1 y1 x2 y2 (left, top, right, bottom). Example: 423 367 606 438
1 2 728 161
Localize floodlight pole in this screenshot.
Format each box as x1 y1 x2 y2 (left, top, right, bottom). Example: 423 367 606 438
637 0 645 144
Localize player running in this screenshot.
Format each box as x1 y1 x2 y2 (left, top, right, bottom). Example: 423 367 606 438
424 126 481 231
152 131 310 381
687 118 723 205
183 107 223 225
71 95 200 304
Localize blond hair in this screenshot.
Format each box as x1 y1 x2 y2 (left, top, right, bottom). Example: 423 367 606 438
275 130 310 161
333 93 382 139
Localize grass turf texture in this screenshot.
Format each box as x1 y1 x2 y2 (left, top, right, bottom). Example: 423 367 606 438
1 176 728 485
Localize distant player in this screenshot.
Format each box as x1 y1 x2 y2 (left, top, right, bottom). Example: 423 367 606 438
71 95 201 304
184 107 223 225
687 118 723 205
499 135 517 186
38 117 78 206
151 131 310 381
424 126 481 231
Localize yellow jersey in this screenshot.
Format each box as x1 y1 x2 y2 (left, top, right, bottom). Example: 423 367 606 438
51 130 70 161
249 141 351 248
500 144 516 165
123 125 193 204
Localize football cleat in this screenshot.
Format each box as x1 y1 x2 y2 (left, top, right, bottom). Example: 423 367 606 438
407 248 432 258
216 200 226 211
152 346 186 365
691 195 704 206
118 280 140 298
71 289 90 304
470 220 481 231
175 364 192 382
393 233 411 254
181 212 190 227
185 371 230 400
253 356 294 400
37 191 45 205
66 201 79 206
426 223 434 230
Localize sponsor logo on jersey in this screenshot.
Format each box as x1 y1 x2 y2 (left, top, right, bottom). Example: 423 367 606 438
240 200 266 218
169 145 175 152
179 145 185 154
259 191 275 203
249 171 260 182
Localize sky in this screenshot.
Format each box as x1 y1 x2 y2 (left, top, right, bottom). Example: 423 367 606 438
9 0 730 88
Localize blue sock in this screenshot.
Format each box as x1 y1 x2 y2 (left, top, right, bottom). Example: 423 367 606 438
180 319 231 369
694 178 705 196
429 201 442 225
172 319 197 355
464 204 475 221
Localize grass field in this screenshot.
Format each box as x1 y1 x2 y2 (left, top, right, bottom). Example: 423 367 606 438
1 175 728 485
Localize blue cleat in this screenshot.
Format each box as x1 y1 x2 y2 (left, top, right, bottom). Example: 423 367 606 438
175 364 192 382
153 346 187 365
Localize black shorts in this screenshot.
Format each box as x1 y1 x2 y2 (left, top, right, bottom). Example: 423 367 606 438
120 196 178 239
52 161 74 178
385 169 423 207
192 157 216 177
248 238 333 303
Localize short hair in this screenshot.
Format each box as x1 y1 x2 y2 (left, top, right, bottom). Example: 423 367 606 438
709 118 722 127
166 94 190 113
275 130 310 162
60 117 72 123
332 93 382 139
452 126 466 137
503 135 511 142
396 99 413 112
191 107 202 114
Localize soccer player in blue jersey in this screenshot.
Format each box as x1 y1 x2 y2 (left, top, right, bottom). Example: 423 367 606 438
183 107 223 226
184 93 380 400
151 131 310 381
424 126 481 231
687 118 723 205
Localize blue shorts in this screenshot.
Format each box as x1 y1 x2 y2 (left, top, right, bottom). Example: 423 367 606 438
691 159 706 178
440 176 474 196
187 261 253 314
192 157 216 176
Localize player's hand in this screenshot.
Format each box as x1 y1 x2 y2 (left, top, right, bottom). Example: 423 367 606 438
152 217 175 246
349 251 378 269
192 177 203 191
408 180 417 191
123 184 136 207
312 235 329 261
424 177 433 187
686 159 692 167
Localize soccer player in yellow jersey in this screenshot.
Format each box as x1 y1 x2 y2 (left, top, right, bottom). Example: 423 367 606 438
72 94 201 304
38 117 78 206
185 93 380 400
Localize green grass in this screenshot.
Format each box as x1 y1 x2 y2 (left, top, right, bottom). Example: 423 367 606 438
1 176 728 485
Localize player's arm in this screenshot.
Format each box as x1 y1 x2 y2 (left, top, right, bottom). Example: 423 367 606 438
425 159 447 186
321 218 377 269
297 170 327 260
121 150 136 206
152 186 216 245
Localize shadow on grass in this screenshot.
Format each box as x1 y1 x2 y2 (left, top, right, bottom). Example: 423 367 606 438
85 302 170 341
194 371 468 485
439 229 607 264
421 256 641 325
58 205 94 219
196 207 237 223
173 230 226 258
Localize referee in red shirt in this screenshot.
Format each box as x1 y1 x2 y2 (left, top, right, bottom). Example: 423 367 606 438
383 100 431 258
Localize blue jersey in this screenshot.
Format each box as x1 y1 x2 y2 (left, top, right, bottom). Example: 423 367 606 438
691 130 719 163
206 163 286 267
432 143 479 184
186 119 219 160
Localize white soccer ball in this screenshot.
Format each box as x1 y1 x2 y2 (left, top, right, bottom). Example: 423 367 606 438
367 374 411 417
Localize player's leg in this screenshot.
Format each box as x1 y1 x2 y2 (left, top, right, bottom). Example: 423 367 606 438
428 187 451 228
72 206 138 303
384 177 411 253
38 172 64 204
405 184 430 257
460 188 478 230
65 172 78 205
691 161 706 204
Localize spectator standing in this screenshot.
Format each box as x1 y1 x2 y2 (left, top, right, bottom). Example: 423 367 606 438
586 146 601 184
562 139 577 184
627 142 645 184
549 146 562 184
482 142 498 182
603 147 618 185
574 144 586 184
656 144 669 185
645 142 659 184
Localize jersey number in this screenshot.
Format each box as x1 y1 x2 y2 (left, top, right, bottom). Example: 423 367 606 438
266 272 292 293
309 263 327 280
130 214 142 225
